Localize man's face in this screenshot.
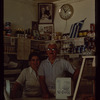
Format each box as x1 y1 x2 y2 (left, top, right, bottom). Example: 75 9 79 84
46 44 57 59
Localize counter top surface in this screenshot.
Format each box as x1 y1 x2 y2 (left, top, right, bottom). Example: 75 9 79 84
13 97 60 100
12 97 75 100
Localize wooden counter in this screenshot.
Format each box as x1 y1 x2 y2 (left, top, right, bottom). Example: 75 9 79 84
12 97 83 100
12 97 74 100
13 97 55 100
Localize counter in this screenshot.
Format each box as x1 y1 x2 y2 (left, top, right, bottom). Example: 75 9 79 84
12 97 74 100
13 97 55 100
12 97 83 100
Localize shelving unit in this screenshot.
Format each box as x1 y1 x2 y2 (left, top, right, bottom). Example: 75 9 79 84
4 35 96 84
4 36 17 55
4 36 96 58
4 36 20 82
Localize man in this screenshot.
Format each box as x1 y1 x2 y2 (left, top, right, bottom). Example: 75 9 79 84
44 5 51 20
38 41 79 98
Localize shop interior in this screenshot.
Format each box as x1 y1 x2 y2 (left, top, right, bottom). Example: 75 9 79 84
3 0 96 100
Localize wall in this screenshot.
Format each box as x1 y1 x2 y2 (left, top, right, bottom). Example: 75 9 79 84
4 0 38 30
4 0 95 33
54 0 95 33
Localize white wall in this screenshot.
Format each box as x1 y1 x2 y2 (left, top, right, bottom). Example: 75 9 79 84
4 0 38 30
4 0 95 33
54 0 95 33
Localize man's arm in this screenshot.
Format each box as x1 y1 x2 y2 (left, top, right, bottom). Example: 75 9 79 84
72 68 80 89
39 76 53 98
73 68 80 81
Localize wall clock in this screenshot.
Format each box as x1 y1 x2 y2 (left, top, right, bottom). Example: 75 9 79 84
59 4 74 20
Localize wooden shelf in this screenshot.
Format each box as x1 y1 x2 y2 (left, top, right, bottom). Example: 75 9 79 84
4 36 18 38
4 69 21 75
4 52 17 55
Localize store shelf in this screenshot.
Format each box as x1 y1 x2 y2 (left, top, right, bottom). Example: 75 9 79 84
4 69 21 75
4 52 17 55
4 36 18 38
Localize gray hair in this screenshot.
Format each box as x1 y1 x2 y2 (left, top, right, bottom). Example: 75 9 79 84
45 40 58 50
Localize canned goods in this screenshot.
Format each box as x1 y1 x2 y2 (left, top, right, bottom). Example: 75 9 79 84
5 22 11 30
79 32 83 37
73 47 76 54
6 29 12 36
83 32 87 36
5 22 11 26
81 45 85 53
77 46 81 53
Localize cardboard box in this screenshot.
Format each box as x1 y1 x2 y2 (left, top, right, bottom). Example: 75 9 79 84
56 77 73 99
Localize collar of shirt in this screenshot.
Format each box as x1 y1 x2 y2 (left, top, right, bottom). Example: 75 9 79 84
47 57 60 64
29 66 33 74
29 67 38 79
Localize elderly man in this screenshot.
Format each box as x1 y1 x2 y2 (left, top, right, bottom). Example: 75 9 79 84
38 41 79 98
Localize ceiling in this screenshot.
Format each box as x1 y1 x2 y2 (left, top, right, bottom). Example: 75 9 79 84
32 0 85 3
17 0 85 5
16 0 62 4
31 0 61 3
35 0 60 3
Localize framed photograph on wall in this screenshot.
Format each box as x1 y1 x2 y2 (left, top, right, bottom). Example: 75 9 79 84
38 24 54 40
38 24 54 35
32 21 38 30
38 3 54 24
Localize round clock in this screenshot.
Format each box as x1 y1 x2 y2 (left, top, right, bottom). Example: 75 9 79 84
59 4 74 20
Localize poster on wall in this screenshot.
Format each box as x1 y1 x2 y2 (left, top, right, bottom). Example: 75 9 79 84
38 3 54 24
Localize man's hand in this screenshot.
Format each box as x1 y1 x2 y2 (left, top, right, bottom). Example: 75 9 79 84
39 76 52 98
42 92 54 98
73 68 80 81
42 93 50 98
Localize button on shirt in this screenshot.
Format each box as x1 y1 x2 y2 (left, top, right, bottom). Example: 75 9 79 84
38 58 75 90
16 67 41 97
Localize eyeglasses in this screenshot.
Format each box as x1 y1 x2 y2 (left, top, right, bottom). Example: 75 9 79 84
47 48 57 51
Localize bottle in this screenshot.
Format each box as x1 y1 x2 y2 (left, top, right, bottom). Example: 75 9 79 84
27 28 31 38
21 29 24 38
18 28 22 38
31 29 34 39
24 30 28 38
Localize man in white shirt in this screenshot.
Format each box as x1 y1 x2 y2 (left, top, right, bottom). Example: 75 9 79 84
38 41 79 98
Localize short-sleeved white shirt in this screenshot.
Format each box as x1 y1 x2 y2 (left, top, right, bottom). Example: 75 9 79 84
38 58 75 91
16 67 41 97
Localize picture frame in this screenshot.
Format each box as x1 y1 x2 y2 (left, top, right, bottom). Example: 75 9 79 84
32 21 38 30
38 3 54 24
38 24 54 35
38 24 54 40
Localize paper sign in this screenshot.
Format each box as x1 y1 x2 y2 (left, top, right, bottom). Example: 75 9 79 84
56 78 73 99
74 37 84 46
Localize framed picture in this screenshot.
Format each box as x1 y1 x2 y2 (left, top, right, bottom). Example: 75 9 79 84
38 24 54 40
38 3 54 24
38 24 54 35
32 21 38 30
